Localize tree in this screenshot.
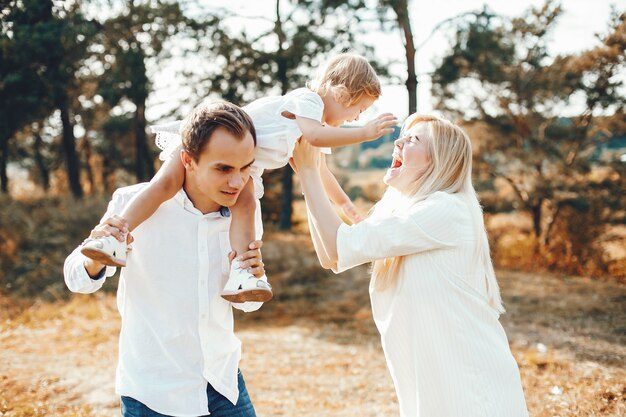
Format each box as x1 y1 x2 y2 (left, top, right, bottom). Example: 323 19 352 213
432 1 625 256
0 1 55 194
315 0 416 113
93 0 190 182
188 0 370 229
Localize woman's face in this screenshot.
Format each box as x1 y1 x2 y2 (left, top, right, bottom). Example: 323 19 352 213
383 122 431 193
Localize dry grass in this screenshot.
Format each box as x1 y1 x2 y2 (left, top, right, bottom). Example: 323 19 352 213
1 232 625 416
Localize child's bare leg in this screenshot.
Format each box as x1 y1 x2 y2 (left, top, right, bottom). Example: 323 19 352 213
81 147 185 267
228 179 257 261
221 179 272 302
121 146 185 231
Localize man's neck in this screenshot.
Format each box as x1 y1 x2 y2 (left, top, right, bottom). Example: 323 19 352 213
183 182 221 215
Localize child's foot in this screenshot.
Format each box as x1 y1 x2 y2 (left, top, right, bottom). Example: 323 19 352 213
80 235 128 267
220 260 272 303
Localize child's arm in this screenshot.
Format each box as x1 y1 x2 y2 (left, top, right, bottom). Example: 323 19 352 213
318 154 363 223
120 146 185 230
295 113 397 148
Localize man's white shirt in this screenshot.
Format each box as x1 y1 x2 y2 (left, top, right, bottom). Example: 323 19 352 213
64 184 263 417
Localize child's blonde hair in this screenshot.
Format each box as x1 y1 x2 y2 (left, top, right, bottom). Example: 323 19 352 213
371 114 505 314
308 53 381 106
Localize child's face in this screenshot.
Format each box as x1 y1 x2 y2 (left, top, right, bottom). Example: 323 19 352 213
324 93 376 127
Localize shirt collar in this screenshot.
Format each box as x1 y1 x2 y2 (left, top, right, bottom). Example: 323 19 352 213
173 188 231 218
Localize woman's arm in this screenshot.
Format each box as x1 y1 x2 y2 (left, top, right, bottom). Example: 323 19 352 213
291 142 343 267
295 114 397 148
319 154 363 223
306 206 337 269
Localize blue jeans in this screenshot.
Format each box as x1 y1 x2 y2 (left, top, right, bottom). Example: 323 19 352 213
121 371 256 417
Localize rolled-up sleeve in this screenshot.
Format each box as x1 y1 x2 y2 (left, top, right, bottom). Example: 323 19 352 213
335 193 464 273
63 247 116 293
63 187 133 293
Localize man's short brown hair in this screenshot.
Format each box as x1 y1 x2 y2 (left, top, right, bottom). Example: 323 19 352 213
180 102 256 161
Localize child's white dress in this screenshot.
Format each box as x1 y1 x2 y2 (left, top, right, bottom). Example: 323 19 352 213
154 88 328 201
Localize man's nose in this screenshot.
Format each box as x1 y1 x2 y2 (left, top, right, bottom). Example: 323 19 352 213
229 172 245 189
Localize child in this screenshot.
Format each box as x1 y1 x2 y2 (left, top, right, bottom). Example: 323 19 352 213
81 52 397 303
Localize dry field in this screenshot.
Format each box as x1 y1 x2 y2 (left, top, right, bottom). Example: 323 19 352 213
1 232 625 417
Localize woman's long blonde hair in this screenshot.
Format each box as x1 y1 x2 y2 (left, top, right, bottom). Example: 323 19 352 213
371 114 504 314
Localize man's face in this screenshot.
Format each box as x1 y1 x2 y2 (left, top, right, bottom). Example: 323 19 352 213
182 127 255 212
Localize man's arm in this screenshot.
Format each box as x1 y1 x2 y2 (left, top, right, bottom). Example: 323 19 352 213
64 190 132 294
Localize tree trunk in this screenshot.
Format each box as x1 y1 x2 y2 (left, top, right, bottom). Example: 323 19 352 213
81 137 95 193
33 131 50 192
393 1 417 114
134 100 153 181
275 0 294 230
0 135 8 194
278 165 294 230
103 155 114 194
531 201 542 240
59 102 83 198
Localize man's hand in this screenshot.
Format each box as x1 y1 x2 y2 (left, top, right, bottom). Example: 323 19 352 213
88 214 131 242
83 215 132 277
228 240 265 278
362 113 397 141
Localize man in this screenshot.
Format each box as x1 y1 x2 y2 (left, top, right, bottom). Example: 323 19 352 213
64 102 265 417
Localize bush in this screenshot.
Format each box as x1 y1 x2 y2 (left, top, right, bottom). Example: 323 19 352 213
0 195 109 299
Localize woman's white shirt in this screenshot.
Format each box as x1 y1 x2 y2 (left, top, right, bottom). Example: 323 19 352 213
335 191 528 417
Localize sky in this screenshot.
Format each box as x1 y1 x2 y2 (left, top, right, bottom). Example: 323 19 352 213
148 0 622 122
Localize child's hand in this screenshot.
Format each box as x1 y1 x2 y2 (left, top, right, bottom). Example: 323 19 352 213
363 113 397 141
341 201 364 224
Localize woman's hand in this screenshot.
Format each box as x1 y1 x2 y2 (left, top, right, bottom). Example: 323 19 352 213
292 138 321 173
341 201 364 224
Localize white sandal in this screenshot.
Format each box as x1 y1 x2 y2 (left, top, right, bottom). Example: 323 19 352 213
80 235 128 267
220 261 272 303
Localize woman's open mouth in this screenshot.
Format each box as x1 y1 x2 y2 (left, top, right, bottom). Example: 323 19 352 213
390 152 403 169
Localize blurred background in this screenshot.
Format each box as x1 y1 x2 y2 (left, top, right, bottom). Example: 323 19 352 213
0 1 625 416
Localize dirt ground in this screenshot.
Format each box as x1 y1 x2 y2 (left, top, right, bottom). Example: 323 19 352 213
1 232 624 416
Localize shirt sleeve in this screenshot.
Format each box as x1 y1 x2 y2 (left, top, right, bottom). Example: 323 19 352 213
63 188 135 293
280 89 324 122
335 193 466 273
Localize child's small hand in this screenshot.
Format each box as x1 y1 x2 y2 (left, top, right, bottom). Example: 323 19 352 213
341 201 364 224
363 113 397 141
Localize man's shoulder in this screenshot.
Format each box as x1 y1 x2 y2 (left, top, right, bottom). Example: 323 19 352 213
110 183 149 203
112 183 149 196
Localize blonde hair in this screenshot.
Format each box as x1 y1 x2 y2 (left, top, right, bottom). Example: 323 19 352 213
308 53 381 106
371 114 504 314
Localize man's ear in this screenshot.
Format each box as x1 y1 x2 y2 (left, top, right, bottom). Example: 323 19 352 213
180 149 193 170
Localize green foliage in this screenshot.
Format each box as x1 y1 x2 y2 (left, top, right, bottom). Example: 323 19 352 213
432 1 625 275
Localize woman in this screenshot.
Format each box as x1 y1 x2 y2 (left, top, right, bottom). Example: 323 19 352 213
292 114 528 417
